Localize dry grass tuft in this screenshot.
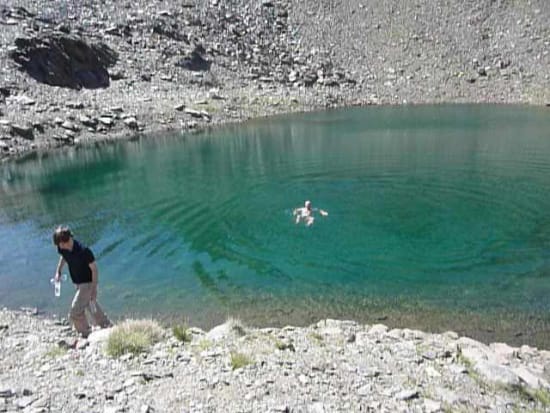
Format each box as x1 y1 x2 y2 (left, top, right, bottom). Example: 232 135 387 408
106 319 164 357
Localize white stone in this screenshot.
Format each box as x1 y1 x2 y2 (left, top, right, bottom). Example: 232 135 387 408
513 366 546 390
368 324 388 335
490 342 517 360
425 366 441 378
424 399 442 413
474 361 520 387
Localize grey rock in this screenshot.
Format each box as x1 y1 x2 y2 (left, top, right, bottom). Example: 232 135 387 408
175 46 211 72
61 121 78 131
432 387 462 405
423 399 442 413
10 124 33 140
357 385 370 396
184 108 210 120
474 361 520 387
448 364 467 375
66 101 85 109
368 324 388 335
9 95 36 106
395 389 419 400
513 366 548 389
99 117 114 127
79 115 98 128
9 34 118 89
457 337 492 363
123 117 138 129
307 402 325 413
103 406 125 413
0 388 14 398
15 396 36 409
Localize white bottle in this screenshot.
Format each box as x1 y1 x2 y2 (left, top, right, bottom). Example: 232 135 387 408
50 274 67 297
54 280 61 297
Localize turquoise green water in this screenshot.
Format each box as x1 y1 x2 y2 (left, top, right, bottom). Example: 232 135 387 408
1 105 550 345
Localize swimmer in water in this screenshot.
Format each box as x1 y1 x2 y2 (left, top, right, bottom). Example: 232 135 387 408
293 200 328 226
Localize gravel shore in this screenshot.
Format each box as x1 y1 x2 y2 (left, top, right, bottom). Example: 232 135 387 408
1 0 548 159
1 308 550 413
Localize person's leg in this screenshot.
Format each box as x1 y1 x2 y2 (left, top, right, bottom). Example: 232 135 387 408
70 284 92 338
90 301 112 328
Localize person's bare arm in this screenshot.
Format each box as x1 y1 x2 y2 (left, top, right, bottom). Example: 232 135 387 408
55 256 65 281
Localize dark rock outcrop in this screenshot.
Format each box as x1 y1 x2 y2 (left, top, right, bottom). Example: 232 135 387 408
10 124 34 140
9 34 118 89
152 20 188 42
175 45 211 72
0 86 10 102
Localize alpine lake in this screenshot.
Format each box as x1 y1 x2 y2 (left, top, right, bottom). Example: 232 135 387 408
1 104 550 348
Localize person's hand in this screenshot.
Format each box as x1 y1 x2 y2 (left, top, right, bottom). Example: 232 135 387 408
320 210 328 217
91 284 98 302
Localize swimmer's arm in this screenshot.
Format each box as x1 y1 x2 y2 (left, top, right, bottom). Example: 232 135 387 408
311 207 328 216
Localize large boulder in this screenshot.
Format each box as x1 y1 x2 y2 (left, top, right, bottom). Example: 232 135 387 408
175 45 211 72
9 33 118 89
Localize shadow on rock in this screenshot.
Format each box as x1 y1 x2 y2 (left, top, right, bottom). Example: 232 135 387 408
9 33 118 89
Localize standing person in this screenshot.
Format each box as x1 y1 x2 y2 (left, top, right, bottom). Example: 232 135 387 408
293 200 328 226
52 226 112 338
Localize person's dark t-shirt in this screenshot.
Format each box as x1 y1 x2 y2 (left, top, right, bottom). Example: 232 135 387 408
58 240 95 284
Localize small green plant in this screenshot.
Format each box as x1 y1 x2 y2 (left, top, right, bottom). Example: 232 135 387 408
456 352 487 389
172 323 192 343
514 385 550 407
274 339 295 352
45 345 67 359
106 319 164 357
533 388 550 406
274 339 285 350
196 338 212 352
309 332 324 342
230 351 253 370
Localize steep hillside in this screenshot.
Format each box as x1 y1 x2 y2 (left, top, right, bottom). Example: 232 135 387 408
0 0 548 158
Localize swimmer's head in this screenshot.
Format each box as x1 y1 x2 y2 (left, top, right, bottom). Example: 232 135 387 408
305 200 311 209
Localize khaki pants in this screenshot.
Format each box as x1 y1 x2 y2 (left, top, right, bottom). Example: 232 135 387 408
70 282 111 337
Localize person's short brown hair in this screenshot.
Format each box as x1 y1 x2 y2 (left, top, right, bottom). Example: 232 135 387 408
53 226 72 246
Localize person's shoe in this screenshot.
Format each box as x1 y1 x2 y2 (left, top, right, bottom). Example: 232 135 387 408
57 338 78 350
76 338 89 350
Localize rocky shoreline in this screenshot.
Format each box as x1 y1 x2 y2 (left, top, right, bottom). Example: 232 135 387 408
1 0 548 160
1 308 550 412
